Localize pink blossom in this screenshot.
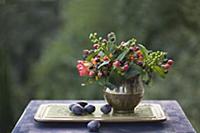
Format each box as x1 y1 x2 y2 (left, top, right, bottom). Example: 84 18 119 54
113 61 121 67
77 60 90 76
89 71 95 77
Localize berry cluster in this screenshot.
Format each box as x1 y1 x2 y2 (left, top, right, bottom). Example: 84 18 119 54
69 101 112 115
77 32 174 86
145 51 173 72
69 102 95 115
69 101 112 132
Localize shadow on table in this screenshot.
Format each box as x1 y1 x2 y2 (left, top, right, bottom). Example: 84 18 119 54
35 121 170 133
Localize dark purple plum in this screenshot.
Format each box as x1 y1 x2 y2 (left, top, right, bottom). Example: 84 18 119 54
77 101 88 107
69 104 75 111
71 104 84 115
100 104 112 114
84 104 95 114
87 120 101 132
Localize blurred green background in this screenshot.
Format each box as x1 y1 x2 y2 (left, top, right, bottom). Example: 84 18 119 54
0 0 200 132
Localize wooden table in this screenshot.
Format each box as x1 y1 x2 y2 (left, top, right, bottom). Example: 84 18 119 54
12 100 196 133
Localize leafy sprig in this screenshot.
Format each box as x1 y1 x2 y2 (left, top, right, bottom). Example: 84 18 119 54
77 32 174 87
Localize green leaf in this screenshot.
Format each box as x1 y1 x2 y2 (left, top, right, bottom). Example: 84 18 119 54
97 61 109 69
152 66 165 78
116 48 129 61
125 69 139 79
104 82 117 90
95 77 106 86
107 41 115 52
86 50 99 61
141 72 152 85
124 63 142 79
138 44 148 58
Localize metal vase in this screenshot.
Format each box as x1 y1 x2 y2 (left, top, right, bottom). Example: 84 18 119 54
104 76 144 113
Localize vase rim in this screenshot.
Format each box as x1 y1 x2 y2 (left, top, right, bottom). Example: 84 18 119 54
103 89 144 95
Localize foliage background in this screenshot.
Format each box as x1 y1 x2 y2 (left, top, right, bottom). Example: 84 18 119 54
0 0 200 132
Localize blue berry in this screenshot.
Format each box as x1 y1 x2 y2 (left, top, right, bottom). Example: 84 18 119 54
100 104 112 114
77 101 88 107
87 120 101 132
69 104 75 111
71 104 84 115
84 105 96 114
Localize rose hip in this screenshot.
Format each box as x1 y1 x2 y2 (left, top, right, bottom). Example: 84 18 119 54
167 59 174 65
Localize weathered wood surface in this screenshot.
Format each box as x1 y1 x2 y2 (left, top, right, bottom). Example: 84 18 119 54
12 100 196 133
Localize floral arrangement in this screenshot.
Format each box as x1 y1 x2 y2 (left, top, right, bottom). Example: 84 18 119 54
77 32 173 88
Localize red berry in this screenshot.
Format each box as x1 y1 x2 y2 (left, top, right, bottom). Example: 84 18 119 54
103 56 109 61
83 50 89 55
138 55 143 60
94 57 100 62
137 61 143 66
97 55 101 58
93 44 99 49
137 51 142 56
167 59 174 65
133 46 139 51
162 64 170 69
129 55 134 61
129 47 134 51
122 64 129 71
